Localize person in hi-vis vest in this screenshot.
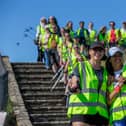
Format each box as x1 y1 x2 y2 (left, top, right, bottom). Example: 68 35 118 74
119 21 126 50
106 47 126 126
106 21 120 47
36 17 47 62
67 42 109 126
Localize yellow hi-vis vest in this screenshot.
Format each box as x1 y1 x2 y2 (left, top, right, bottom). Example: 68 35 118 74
37 25 46 36
77 28 89 43
48 34 60 48
108 65 126 124
67 61 108 119
119 29 126 45
120 29 126 39
89 30 97 44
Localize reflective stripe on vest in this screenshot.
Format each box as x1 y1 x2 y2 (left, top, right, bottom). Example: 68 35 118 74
69 102 107 110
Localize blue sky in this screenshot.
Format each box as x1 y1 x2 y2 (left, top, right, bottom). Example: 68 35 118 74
0 0 126 62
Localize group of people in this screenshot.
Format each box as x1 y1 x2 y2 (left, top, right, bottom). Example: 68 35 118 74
35 16 126 72
68 44 126 126
35 16 126 126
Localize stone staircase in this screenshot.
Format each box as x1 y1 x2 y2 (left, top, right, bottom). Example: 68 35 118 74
11 63 70 126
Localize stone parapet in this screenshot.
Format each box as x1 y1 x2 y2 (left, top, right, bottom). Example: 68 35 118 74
2 56 32 126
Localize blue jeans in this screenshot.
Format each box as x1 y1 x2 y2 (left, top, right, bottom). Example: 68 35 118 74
113 117 126 126
44 49 50 68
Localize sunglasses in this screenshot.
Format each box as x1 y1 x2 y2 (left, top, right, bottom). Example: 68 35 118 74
93 47 104 52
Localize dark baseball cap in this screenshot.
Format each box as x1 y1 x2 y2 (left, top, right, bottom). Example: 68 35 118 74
89 42 104 50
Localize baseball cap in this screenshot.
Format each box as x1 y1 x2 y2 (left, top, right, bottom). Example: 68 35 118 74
89 42 104 50
108 47 123 57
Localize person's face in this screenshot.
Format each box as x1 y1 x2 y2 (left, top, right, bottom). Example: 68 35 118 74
109 22 115 28
41 19 47 25
68 22 73 28
122 23 126 29
60 28 65 35
89 47 104 61
88 23 93 29
49 17 55 24
80 22 84 28
110 52 123 66
103 27 107 33
65 33 70 40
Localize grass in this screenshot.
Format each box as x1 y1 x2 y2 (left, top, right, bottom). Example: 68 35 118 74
5 98 17 126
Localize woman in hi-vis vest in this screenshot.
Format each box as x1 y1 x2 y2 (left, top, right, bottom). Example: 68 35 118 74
106 47 126 126
67 42 109 126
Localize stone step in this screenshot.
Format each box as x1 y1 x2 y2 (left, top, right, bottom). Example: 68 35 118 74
27 105 67 113
15 74 53 79
22 93 65 101
24 94 66 101
20 86 65 93
19 85 65 93
30 110 67 115
31 116 68 123
18 81 64 87
11 62 45 66
24 99 66 108
24 101 65 107
11 63 68 126
25 99 64 103
29 106 66 110
25 105 67 111
22 94 65 100
22 91 65 96
18 80 63 84
20 86 65 90
12 65 46 69
11 62 44 65
30 112 67 117
32 120 70 126
16 78 52 82
12 69 53 74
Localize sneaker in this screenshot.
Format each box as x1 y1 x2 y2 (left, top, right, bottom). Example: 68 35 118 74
45 66 50 70
59 76 64 82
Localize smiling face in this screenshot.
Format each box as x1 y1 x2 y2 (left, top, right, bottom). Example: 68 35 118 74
110 52 123 68
89 47 104 61
64 32 71 41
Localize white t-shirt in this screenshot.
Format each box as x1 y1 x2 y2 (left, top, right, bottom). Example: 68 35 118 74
113 69 123 87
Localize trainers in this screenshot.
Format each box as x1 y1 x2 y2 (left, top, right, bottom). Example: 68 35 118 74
59 76 64 82
45 66 50 70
